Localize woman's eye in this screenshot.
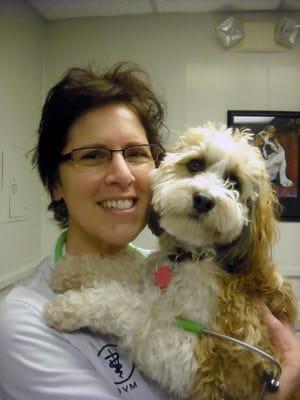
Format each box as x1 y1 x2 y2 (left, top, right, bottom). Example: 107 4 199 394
126 148 152 161
128 150 145 157
82 149 108 160
186 159 205 173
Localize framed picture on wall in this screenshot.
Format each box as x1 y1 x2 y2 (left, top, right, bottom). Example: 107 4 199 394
227 110 300 221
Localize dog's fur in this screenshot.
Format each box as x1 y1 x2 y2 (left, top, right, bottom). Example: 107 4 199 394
45 125 299 400
254 125 293 187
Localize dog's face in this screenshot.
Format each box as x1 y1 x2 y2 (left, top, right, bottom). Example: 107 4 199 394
151 126 268 249
257 130 280 156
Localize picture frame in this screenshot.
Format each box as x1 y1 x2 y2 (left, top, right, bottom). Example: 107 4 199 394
227 110 300 221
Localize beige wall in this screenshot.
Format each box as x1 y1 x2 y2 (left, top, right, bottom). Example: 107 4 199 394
0 0 45 289
0 4 299 294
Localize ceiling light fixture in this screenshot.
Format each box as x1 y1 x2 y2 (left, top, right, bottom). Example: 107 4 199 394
215 17 243 48
275 17 300 48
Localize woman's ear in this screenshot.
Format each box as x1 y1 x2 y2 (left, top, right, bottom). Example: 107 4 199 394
52 182 63 202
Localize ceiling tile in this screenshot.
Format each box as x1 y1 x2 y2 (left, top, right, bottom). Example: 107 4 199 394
26 0 153 20
25 0 300 20
155 0 282 13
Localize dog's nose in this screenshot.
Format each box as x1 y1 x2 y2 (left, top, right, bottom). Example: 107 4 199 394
193 193 215 214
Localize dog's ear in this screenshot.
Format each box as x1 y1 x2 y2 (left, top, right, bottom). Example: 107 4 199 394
148 207 165 236
253 133 263 147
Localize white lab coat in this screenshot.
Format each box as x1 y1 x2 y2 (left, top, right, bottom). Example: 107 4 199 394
0 245 176 400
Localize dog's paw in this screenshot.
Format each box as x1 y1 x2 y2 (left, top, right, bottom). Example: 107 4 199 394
44 293 87 332
280 177 293 187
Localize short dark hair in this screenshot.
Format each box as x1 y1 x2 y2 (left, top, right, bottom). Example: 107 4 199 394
32 62 166 228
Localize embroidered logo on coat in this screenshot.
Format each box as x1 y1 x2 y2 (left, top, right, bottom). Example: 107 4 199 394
98 344 135 386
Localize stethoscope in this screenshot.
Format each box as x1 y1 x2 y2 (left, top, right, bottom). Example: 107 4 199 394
175 317 281 400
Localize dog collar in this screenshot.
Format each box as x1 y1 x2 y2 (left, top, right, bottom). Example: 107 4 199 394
167 245 248 275
215 238 249 274
154 247 216 289
168 246 215 264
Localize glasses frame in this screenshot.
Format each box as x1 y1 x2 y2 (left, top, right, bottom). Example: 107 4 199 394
59 143 165 165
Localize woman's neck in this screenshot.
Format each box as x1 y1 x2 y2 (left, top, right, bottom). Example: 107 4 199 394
65 229 128 256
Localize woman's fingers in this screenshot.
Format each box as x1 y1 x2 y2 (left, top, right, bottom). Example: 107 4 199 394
262 304 300 399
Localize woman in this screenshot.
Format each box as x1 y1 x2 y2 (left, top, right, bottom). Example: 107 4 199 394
0 63 299 400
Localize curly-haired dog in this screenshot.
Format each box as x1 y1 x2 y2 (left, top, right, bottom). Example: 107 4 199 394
45 125 299 400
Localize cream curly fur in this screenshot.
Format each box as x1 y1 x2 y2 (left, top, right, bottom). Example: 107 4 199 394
45 124 299 400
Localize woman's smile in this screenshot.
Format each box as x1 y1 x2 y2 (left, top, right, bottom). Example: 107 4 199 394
99 198 137 210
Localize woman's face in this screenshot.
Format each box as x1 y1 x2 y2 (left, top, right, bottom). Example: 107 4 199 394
53 103 155 255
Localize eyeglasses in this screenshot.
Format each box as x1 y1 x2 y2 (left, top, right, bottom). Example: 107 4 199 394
59 144 164 166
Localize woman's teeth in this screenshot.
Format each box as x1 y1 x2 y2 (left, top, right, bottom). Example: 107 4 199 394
101 199 135 209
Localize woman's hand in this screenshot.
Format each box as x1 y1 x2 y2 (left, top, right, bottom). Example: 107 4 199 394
262 304 300 399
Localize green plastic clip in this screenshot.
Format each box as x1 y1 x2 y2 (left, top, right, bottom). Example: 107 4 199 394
175 317 205 336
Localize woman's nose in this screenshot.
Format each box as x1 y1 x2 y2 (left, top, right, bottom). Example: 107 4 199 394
105 152 135 187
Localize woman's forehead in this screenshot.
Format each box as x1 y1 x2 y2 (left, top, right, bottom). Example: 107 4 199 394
64 104 148 150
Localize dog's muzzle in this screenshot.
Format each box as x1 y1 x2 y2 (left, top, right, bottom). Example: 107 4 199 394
193 193 215 214
264 143 277 156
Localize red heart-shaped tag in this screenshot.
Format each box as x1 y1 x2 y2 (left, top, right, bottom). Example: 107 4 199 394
154 265 172 289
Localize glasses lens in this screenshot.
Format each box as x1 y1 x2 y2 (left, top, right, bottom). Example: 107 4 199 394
125 145 158 164
74 147 111 165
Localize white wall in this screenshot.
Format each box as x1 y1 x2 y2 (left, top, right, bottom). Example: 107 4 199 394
41 12 300 275
0 0 45 289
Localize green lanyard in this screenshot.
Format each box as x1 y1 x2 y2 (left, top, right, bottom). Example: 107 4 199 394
54 231 67 262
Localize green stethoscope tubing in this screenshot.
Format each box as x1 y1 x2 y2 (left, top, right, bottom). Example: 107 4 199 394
175 317 281 375
54 230 281 398
55 231 67 262
175 317 282 398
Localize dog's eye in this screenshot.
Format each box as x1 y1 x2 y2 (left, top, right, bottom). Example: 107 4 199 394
224 172 241 191
187 159 205 173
